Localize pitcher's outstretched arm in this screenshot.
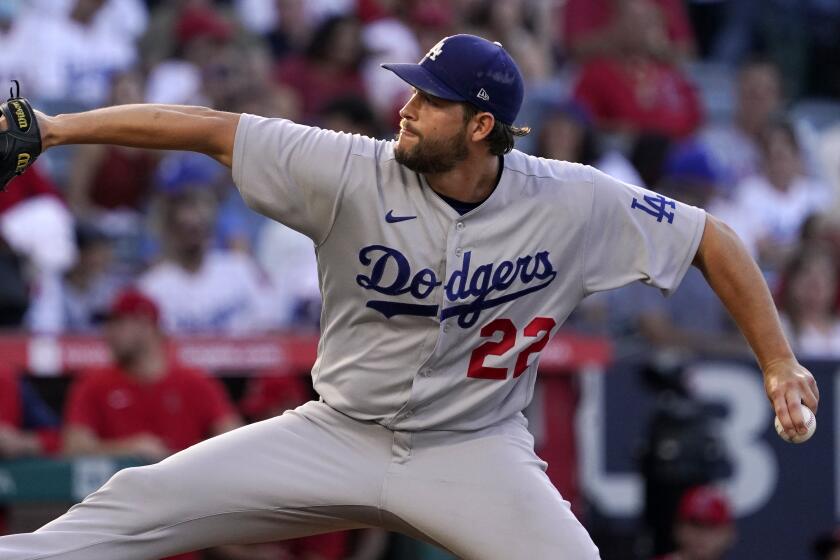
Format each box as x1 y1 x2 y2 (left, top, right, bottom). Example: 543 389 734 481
4 104 241 168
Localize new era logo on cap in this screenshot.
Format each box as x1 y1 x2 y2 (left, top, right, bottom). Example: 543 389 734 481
381 34 524 125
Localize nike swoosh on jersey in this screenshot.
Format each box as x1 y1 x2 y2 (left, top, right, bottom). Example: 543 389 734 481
385 210 417 223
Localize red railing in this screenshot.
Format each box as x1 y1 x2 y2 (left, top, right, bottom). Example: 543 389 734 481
0 331 611 376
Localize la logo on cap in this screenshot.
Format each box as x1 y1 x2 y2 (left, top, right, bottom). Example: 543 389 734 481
425 38 446 61
477 88 490 101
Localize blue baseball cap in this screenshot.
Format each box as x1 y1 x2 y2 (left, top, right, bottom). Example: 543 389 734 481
382 34 524 125
663 141 720 185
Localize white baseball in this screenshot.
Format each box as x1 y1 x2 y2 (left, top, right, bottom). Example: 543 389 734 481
774 404 816 443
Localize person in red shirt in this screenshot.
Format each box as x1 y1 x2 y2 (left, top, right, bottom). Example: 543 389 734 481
562 0 695 62
572 0 703 140
65 71 158 218
0 369 60 460
273 15 368 123
238 373 311 423
655 486 736 560
62 288 242 560
0 367 61 536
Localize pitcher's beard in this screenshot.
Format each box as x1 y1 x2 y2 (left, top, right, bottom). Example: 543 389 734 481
395 127 469 174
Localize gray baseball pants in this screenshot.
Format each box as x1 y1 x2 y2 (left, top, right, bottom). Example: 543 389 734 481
0 401 600 559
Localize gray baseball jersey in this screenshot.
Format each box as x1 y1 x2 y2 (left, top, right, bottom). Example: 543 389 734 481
232 114 706 431
0 117 704 560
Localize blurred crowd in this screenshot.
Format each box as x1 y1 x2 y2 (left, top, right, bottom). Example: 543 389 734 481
0 0 837 360
1 0 840 558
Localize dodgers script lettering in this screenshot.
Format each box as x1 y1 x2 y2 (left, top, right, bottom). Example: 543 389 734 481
356 245 557 328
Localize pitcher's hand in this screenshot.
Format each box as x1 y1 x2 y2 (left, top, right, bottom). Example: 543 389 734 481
764 359 819 439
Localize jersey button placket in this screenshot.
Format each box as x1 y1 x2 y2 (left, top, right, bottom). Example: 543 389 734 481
447 222 466 343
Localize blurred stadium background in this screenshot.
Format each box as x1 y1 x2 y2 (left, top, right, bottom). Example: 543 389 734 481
1 0 840 559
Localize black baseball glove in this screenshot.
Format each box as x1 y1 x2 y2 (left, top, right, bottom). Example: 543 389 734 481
0 81 42 191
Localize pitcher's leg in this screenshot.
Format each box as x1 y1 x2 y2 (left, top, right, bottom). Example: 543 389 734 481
384 417 600 560
0 402 393 560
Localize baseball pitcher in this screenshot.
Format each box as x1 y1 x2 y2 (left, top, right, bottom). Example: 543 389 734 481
0 36 819 560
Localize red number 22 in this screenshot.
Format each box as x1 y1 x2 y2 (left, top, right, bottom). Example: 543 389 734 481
467 317 557 380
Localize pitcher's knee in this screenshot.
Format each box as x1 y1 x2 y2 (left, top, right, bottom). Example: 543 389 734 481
104 466 159 497
93 465 182 527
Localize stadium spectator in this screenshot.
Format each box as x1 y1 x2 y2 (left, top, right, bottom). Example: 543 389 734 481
239 371 312 423
629 132 674 190
0 0 145 105
802 0 840 99
654 486 736 560
0 367 61 536
66 70 158 220
255 220 321 329
710 119 831 271
145 4 233 106
0 240 28 328
1 167 75 265
139 189 278 334
231 45 303 122
799 213 840 261
235 0 315 59
0 2 57 98
0 168 69 328
562 0 695 62
357 0 421 124
752 0 834 99
466 0 555 84
274 14 367 122
777 246 840 358
153 151 232 240
62 288 242 459
684 0 730 60
658 140 722 206
406 0 459 55
0 368 60 461
32 0 148 42
572 0 703 140
700 58 784 189
62 289 242 560
201 40 273 114
152 147 273 258
34 0 145 106
0 167 78 334
319 95 383 138
535 102 596 164
818 122 840 214
534 100 643 186
53 222 121 332
602 268 745 358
